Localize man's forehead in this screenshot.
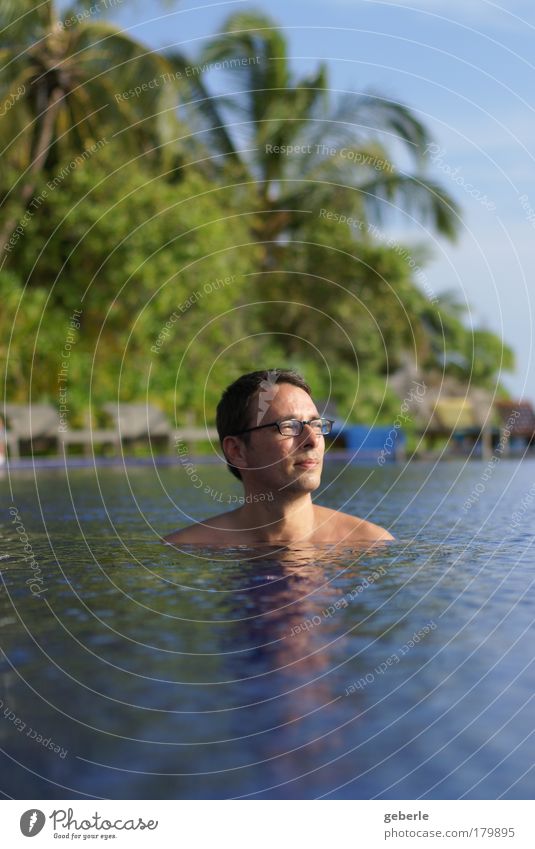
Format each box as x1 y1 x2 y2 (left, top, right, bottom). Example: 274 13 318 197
253 382 318 417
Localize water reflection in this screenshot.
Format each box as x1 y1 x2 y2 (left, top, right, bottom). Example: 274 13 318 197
1 463 534 799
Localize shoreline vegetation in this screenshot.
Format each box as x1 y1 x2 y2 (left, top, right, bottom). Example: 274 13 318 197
1 4 514 452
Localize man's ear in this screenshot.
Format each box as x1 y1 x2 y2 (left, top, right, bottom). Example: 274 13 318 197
222 435 249 474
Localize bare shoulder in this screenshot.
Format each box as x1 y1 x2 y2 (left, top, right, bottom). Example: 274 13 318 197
162 509 241 545
314 505 394 542
162 524 214 545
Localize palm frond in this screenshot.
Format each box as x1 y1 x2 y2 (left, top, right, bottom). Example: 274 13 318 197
334 91 432 160
358 173 461 239
165 49 242 166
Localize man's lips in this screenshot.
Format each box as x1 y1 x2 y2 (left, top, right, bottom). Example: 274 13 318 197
295 458 320 468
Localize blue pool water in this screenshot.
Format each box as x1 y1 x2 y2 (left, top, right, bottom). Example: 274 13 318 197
1 459 534 799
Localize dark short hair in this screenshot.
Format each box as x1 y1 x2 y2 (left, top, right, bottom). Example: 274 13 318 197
216 369 312 480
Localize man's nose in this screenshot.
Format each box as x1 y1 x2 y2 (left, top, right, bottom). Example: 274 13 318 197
300 423 321 447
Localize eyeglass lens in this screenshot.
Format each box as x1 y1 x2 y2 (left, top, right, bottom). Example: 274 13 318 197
278 419 331 435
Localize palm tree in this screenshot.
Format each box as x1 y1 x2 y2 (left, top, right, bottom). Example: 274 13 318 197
0 0 180 252
169 10 460 267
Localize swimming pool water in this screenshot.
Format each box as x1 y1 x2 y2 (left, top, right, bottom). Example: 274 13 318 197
1 459 534 799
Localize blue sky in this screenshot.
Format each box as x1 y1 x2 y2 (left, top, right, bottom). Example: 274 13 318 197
96 0 534 399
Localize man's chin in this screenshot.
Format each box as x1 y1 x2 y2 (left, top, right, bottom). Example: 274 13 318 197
288 469 322 491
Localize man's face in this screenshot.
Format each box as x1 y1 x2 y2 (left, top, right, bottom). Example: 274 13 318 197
240 383 325 495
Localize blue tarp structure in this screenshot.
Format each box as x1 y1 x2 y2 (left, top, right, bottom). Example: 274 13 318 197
330 423 406 462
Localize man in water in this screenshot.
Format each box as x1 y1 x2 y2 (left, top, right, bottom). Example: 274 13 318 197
164 369 393 545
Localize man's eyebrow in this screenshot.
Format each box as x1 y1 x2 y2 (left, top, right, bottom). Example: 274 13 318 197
276 413 321 420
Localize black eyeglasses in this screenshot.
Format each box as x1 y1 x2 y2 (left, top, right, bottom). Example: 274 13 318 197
232 417 334 437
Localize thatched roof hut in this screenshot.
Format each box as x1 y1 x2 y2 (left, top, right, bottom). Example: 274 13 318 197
388 361 496 435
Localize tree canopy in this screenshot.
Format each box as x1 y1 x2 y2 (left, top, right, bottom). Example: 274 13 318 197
0 3 514 439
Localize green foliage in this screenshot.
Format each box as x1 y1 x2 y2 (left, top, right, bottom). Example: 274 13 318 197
1 270 63 400
250 210 429 372
0 4 514 442
171 7 462 256
2 144 261 419
0 0 181 172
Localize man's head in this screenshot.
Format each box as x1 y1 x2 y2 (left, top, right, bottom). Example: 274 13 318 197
216 369 326 495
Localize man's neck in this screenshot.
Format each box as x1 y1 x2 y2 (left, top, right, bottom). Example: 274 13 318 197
237 491 316 543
